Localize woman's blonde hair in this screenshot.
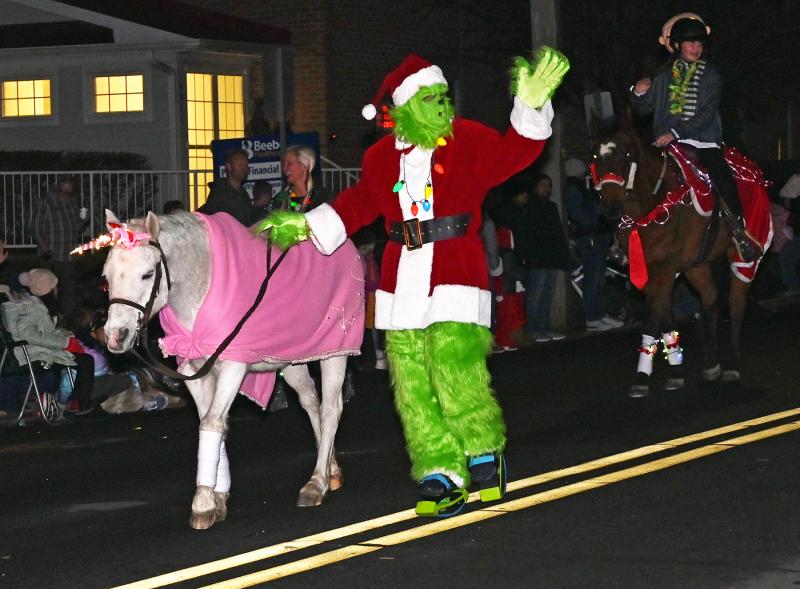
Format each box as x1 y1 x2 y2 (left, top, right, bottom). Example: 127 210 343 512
284 144 316 194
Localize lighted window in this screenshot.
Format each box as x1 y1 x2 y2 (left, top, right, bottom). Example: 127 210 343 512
217 75 244 139
186 72 244 208
94 74 144 113
2 79 51 117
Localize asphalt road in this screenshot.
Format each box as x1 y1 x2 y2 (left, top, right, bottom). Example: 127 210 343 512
2 299 800 589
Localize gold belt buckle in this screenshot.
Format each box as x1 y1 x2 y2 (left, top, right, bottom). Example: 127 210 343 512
402 218 424 250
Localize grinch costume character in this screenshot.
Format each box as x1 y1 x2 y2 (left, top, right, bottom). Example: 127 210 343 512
259 48 569 516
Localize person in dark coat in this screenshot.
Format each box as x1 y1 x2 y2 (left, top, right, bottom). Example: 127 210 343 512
198 148 255 227
521 174 570 342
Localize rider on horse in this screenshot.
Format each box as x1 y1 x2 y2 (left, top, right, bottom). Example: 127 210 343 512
630 12 762 262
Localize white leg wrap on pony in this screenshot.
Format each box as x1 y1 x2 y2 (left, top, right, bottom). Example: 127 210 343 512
197 429 223 488
637 334 659 375
215 440 231 493
661 331 683 366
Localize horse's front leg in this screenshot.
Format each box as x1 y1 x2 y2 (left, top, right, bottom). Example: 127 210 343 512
632 274 675 398
685 266 722 381
183 359 246 529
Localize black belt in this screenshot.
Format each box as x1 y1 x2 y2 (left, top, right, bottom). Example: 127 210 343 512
388 213 472 251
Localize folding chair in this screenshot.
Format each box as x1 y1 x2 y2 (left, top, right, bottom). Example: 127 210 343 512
0 309 74 426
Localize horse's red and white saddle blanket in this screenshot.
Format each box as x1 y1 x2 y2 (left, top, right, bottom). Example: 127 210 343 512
669 145 773 283
159 213 365 408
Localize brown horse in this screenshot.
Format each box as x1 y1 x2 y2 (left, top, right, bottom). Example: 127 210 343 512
592 124 753 397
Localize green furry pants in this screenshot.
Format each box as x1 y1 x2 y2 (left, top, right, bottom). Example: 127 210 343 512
386 321 506 486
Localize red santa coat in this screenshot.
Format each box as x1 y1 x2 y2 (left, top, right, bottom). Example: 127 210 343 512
307 97 553 330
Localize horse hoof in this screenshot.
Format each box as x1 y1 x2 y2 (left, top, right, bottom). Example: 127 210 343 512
329 472 343 492
214 491 229 522
702 364 721 381
722 369 741 382
190 510 216 530
297 480 326 507
629 385 650 398
664 378 684 391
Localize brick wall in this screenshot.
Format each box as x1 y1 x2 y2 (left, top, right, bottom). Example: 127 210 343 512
184 0 534 167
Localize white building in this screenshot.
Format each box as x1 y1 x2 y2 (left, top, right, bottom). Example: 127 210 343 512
0 0 291 208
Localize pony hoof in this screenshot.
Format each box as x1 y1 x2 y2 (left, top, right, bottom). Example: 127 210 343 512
629 385 650 398
722 370 741 382
189 510 216 530
664 378 684 391
213 491 229 522
702 364 721 381
329 472 343 492
297 480 326 507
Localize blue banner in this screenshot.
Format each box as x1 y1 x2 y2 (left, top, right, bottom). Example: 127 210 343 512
210 132 320 196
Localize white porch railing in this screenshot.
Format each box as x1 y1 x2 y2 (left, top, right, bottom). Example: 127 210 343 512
0 167 361 248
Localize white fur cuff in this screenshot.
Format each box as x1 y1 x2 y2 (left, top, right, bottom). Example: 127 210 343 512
510 97 553 140
306 203 347 255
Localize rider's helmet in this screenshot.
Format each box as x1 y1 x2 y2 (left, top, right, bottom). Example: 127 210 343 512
658 13 711 54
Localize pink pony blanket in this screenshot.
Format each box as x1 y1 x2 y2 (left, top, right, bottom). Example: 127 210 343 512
159 213 365 408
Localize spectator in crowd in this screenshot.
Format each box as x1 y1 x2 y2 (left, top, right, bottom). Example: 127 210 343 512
162 200 185 215
198 149 255 227
480 205 503 333
3 268 94 416
246 98 271 137
252 180 275 219
353 227 387 371
522 174 570 343
563 158 624 331
271 145 331 213
0 240 7 265
769 196 800 297
491 225 527 352
779 173 800 206
31 176 87 316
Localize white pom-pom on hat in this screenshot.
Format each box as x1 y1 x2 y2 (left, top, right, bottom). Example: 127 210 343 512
361 54 447 121
362 103 377 120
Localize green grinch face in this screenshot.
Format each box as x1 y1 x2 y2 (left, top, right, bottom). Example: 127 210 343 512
391 83 454 149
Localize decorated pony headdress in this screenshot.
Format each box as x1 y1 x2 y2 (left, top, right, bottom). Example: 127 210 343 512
361 54 448 120
71 222 151 255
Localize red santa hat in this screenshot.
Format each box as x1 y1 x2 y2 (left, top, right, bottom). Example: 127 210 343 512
361 54 448 120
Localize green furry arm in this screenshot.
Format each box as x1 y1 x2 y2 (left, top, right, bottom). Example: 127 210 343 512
253 210 310 250
511 46 570 109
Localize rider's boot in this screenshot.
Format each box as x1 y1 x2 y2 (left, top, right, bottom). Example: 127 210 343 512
415 474 469 518
468 452 506 502
725 213 763 263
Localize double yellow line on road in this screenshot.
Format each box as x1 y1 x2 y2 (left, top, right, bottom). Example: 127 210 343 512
114 408 800 589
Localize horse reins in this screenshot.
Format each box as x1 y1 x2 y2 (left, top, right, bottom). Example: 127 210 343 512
109 237 290 381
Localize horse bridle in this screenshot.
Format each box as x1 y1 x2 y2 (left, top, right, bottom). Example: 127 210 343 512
108 238 289 382
108 240 172 340
591 149 669 201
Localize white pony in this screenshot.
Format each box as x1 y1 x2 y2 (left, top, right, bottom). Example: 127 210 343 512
101 210 364 529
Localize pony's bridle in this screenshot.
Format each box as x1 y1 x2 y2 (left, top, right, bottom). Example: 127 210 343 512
591 149 669 201
108 240 172 344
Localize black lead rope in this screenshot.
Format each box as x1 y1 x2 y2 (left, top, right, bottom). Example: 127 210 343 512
128 242 290 382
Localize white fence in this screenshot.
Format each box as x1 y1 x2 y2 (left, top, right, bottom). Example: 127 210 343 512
0 167 361 248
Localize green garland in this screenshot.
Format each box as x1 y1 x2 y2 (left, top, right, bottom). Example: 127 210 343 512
668 59 698 116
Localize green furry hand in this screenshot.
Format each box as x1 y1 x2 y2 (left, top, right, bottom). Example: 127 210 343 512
253 211 310 250
512 46 570 109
